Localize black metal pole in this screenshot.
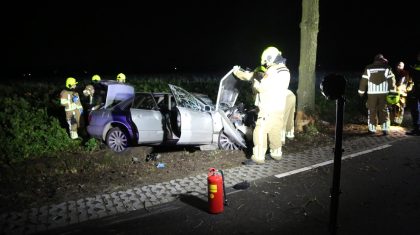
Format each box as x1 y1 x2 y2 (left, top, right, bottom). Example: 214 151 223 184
329 96 345 235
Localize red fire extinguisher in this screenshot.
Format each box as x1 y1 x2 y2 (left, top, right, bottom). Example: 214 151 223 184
207 168 227 214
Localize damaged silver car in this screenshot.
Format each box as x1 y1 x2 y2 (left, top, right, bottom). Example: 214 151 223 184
87 68 255 152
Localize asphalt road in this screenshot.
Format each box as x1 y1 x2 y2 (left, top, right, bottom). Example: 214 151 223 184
39 136 420 235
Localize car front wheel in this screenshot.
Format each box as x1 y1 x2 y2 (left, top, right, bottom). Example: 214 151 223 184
106 127 128 152
218 131 241 150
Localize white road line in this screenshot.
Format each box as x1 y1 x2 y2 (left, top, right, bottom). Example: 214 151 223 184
341 144 391 160
274 144 392 179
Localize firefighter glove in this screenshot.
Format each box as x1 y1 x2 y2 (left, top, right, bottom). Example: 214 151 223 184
72 95 79 103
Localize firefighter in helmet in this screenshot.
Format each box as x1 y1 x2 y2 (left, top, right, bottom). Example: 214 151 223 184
358 54 396 135
237 64 296 146
116 73 126 83
60 77 83 139
233 46 291 164
406 51 420 135
83 74 103 112
388 61 412 125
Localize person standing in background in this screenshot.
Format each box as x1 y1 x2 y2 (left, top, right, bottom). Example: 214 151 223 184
358 54 396 135
389 61 412 125
405 52 420 135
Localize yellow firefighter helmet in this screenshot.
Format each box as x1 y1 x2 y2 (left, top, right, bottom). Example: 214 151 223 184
66 77 78 89
116 73 126 83
92 74 101 82
386 92 400 105
261 46 282 66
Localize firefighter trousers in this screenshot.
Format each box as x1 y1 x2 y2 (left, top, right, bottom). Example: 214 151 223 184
252 112 284 163
65 109 81 139
366 93 388 131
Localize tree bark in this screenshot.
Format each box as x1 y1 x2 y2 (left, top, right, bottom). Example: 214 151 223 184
296 0 319 132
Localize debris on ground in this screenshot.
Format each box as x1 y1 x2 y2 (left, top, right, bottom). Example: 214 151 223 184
156 162 165 168
146 153 161 162
233 181 250 190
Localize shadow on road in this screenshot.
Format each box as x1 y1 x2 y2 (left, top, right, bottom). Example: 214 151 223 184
178 193 207 213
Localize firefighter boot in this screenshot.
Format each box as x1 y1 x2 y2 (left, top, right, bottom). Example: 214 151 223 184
250 145 266 164
382 122 389 136
270 147 283 161
368 123 376 135
70 131 78 139
281 130 286 145
286 130 295 139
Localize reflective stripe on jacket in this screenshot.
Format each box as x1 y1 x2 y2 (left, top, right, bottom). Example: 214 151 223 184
359 63 396 95
60 89 83 111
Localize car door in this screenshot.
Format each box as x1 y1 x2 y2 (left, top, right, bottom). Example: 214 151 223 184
130 93 164 144
169 84 213 144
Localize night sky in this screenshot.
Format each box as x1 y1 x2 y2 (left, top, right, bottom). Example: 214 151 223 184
3 1 420 80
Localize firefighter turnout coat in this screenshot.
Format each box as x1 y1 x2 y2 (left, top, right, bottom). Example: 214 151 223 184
60 89 83 139
358 61 396 132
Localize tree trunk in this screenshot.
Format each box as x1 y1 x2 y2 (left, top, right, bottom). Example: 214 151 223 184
296 0 319 132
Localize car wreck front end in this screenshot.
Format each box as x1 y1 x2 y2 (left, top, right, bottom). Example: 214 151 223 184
212 68 255 150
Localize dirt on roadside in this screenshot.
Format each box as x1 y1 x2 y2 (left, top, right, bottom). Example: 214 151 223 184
0 123 370 214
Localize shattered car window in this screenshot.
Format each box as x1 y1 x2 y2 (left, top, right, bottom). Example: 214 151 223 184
169 84 203 111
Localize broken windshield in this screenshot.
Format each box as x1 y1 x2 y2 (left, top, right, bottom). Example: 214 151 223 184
168 84 204 111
